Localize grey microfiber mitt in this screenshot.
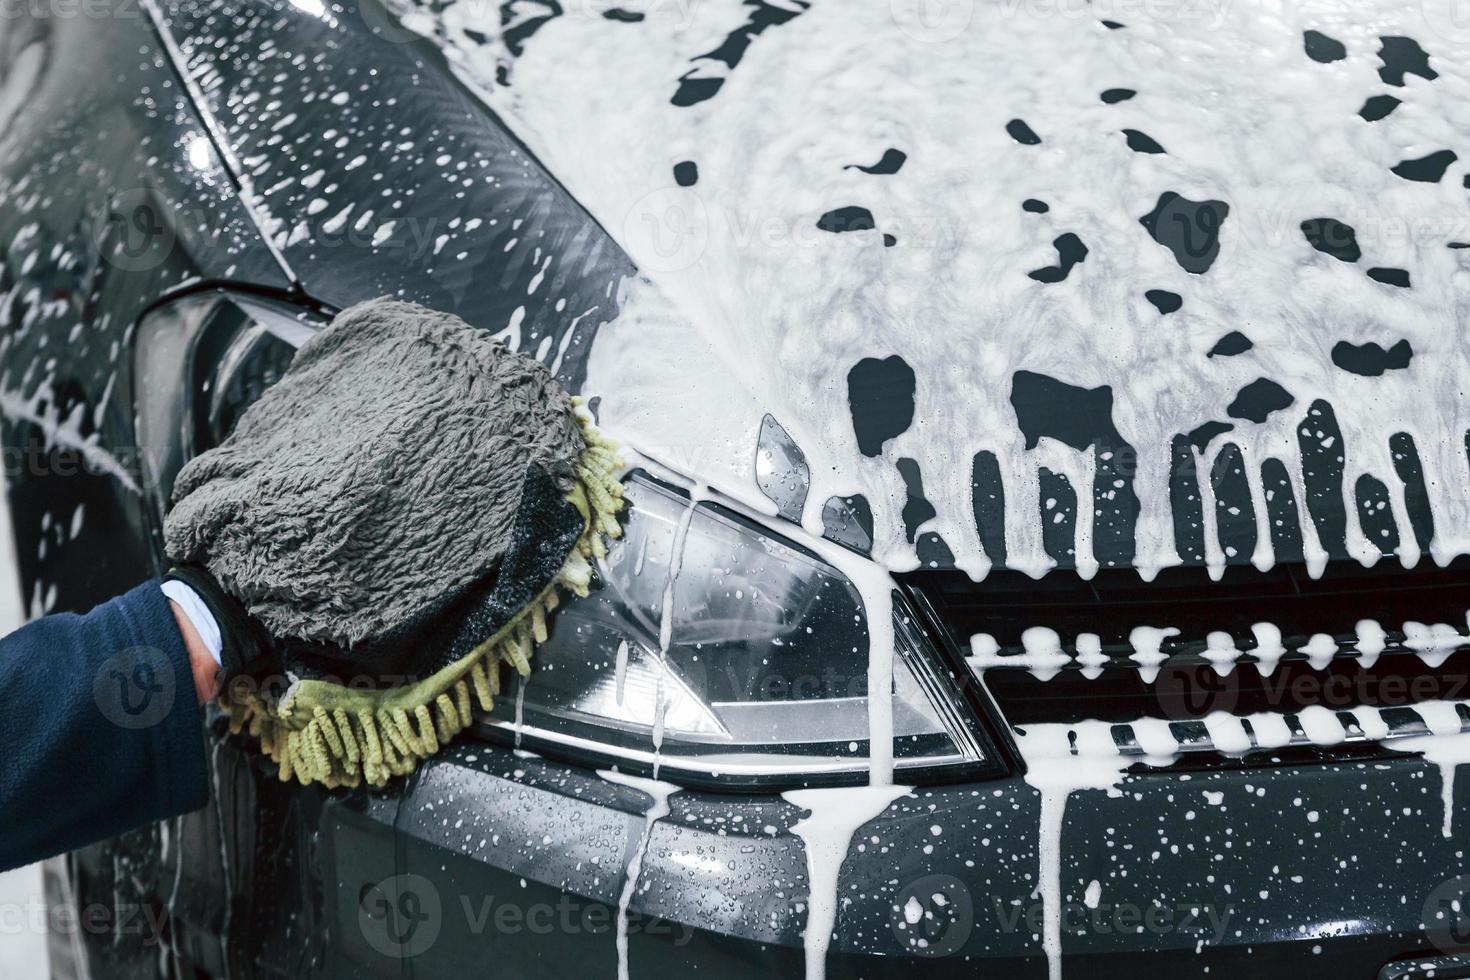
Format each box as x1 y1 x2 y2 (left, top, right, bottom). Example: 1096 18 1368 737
164 297 625 788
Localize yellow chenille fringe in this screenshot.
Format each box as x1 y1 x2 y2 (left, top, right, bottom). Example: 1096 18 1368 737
218 405 624 788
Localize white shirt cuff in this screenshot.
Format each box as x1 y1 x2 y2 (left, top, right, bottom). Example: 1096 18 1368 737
160 579 224 667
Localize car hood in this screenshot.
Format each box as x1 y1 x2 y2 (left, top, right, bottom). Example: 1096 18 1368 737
184 0 1470 581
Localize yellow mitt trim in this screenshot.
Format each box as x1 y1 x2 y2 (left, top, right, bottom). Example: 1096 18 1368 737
219 405 624 788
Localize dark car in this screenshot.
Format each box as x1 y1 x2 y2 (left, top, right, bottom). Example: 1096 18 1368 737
3 0 1470 977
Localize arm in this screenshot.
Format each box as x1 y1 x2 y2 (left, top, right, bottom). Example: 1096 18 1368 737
166 590 222 704
0 581 210 872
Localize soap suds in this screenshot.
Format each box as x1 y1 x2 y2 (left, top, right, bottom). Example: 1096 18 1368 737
384 0 1470 584
600 769 680 980
1014 722 1134 980
1399 702 1470 837
783 785 912 980
1011 702 1470 975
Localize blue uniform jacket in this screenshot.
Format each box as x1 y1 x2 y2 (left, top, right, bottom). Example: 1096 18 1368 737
0 581 208 871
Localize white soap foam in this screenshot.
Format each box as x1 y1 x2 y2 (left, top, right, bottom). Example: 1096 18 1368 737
1354 619 1387 670
1128 626 1180 684
1300 633 1339 672
798 524 905 787
1014 722 1134 980
385 0 1470 585
1203 630 1241 677
1202 710 1251 755
599 769 681 980
1295 705 1347 746
1075 632 1106 680
1018 626 1070 682
1396 730 1470 838
1250 622 1286 677
783 785 913 980
1404 621 1465 670
651 476 705 777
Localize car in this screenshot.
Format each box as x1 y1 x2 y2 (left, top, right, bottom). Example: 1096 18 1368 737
4 0 1470 977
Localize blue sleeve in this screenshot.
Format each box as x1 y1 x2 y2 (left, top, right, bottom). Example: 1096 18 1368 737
0 580 209 872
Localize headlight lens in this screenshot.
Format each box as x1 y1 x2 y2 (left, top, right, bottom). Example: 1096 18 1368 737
481 471 998 786
135 291 997 786
133 288 324 524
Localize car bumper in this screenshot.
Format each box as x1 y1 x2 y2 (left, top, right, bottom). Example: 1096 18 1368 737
338 738 1467 979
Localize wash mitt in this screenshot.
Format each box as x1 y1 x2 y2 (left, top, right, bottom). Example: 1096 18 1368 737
164 297 624 786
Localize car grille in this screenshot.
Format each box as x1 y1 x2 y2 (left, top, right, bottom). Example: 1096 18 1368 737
902 557 1470 761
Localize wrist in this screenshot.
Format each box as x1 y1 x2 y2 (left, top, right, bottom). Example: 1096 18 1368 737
163 565 276 691
169 598 220 704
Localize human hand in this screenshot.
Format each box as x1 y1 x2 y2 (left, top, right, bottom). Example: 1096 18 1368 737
168 598 221 704
162 565 279 704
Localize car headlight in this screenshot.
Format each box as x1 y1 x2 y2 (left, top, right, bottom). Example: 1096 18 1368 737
478 470 1001 788
134 289 1000 787
132 287 327 541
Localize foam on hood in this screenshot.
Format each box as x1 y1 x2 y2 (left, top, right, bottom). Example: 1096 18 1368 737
389 0 1470 581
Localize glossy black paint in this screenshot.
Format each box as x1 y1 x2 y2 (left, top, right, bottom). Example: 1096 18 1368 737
0 0 288 612
0 1 1465 979
158 0 634 394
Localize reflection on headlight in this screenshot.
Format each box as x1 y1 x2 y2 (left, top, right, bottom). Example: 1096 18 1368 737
482 470 991 785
